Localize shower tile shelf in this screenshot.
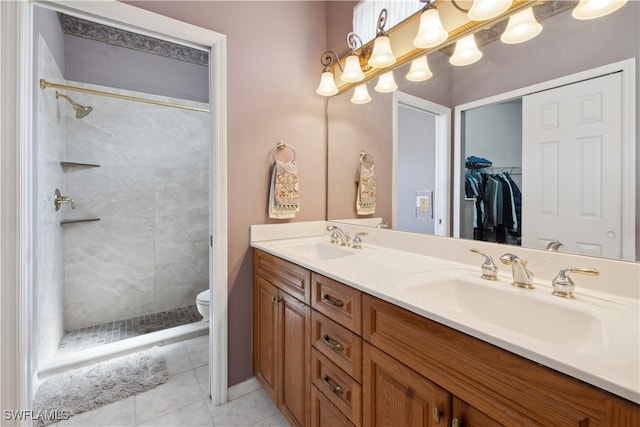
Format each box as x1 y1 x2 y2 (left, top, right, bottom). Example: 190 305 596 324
60 161 100 168
60 218 100 225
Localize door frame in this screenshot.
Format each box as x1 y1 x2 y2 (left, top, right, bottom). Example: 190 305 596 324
393 91 451 236
453 58 636 261
0 0 228 412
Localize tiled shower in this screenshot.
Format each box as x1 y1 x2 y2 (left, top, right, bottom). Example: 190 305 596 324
36 35 210 364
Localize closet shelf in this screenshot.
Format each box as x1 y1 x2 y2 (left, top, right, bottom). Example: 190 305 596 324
60 218 100 225
60 161 100 168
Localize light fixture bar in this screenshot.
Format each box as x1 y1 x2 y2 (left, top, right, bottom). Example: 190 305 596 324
40 79 210 113
333 0 544 94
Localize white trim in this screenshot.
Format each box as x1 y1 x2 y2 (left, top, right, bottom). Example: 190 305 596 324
1 0 229 413
209 36 229 406
1 0 34 416
453 58 635 261
227 376 262 401
392 91 451 236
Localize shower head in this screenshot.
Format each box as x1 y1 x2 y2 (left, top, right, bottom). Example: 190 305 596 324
55 92 93 119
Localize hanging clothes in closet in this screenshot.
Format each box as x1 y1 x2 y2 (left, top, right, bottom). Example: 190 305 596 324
464 156 522 244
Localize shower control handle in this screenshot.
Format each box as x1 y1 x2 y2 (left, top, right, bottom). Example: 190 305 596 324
54 189 75 211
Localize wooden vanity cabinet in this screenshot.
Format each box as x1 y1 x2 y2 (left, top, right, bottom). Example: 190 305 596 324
253 250 311 427
253 250 639 427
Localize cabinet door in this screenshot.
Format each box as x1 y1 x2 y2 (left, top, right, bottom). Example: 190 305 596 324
279 291 311 427
451 397 503 427
363 342 450 427
253 276 279 403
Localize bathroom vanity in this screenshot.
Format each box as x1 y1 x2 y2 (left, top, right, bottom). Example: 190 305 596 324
251 222 640 427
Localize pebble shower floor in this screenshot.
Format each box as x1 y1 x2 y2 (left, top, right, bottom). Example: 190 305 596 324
58 305 203 353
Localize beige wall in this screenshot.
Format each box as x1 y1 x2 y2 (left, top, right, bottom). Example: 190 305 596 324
124 1 327 386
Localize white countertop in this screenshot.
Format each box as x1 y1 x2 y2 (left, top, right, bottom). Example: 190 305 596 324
250 223 640 404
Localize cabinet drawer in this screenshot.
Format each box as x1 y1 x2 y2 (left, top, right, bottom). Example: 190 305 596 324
311 310 362 382
253 249 311 304
311 385 354 427
311 273 361 334
311 348 362 427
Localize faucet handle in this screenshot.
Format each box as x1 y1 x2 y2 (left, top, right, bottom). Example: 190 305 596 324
352 232 368 249
552 267 599 299
470 248 498 280
329 229 340 244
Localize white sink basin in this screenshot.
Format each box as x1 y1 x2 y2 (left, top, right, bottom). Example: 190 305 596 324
273 240 355 261
389 270 612 352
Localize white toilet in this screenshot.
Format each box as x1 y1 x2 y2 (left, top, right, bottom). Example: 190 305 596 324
196 289 210 321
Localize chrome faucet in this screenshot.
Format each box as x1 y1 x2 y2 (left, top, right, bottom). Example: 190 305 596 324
326 225 351 246
499 253 534 289
546 241 563 252
376 221 389 229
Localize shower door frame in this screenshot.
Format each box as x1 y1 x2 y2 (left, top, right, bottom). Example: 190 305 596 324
0 0 229 411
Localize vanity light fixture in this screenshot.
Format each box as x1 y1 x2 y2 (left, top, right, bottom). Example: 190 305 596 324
413 1 448 49
572 0 627 20
500 7 542 44
316 51 340 96
368 9 397 68
341 33 366 83
449 34 483 66
375 71 398 93
467 0 513 21
351 83 372 104
406 55 433 82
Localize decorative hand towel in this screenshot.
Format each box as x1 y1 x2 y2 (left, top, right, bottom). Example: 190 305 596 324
356 152 376 215
269 143 300 219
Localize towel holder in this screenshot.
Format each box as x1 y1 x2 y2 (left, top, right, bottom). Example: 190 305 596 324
359 151 374 168
272 140 296 162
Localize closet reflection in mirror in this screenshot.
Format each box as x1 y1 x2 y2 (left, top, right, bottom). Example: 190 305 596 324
326 2 638 261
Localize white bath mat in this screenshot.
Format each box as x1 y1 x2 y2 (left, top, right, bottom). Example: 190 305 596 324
33 346 169 426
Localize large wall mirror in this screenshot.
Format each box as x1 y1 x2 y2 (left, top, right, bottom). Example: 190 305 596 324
327 1 639 261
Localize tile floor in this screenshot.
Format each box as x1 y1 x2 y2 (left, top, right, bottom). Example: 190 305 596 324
58 306 203 353
50 335 289 427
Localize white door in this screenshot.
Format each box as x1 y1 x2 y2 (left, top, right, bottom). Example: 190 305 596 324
522 72 622 258
396 104 437 234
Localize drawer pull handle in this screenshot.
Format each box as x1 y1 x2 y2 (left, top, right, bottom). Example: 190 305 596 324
322 294 344 308
452 418 462 427
271 296 282 304
432 407 442 424
322 335 344 352
322 375 343 395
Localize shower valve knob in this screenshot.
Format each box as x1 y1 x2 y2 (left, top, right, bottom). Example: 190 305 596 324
54 188 75 211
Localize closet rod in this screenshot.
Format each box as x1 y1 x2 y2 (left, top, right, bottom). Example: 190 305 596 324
40 79 209 113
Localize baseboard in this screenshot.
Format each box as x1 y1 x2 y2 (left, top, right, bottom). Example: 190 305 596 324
227 376 262 401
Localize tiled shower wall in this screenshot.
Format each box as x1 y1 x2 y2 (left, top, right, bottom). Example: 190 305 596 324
61 81 210 330
36 35 66 364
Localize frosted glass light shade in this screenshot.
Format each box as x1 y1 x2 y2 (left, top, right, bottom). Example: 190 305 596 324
468 0 512 21
413 9 448 48
501 8 542 44
406 56 433 82
449 35 483 66
351 84 372 104
368 36 396 68
375 71 398 93
341 55 365 83
572 0 627 19
316 71 338 96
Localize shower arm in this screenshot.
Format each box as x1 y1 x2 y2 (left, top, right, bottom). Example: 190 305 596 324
40 78 210 113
